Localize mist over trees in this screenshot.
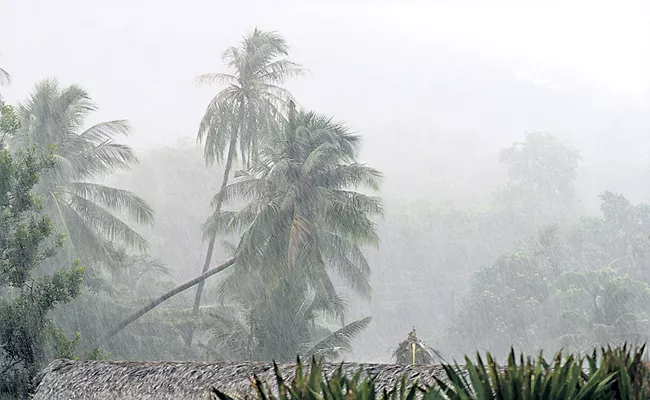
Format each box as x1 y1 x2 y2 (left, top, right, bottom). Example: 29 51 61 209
1 25 649 398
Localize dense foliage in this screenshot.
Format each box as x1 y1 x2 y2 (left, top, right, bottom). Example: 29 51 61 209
447 192 650 358
0 143 83 397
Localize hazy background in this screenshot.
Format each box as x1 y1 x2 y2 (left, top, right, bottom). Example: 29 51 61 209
2 0 649 362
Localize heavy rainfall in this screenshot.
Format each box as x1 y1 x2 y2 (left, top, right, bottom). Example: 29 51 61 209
1 1 650 399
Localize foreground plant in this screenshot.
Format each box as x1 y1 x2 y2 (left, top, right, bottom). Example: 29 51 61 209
211 345 649 400
211 357 420 400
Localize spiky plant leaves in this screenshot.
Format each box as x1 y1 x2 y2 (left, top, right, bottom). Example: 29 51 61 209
209 346 649 400
210 387 238 400
464 353 491 399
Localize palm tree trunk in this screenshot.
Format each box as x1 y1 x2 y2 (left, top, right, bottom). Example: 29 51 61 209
85 257 236 354
186 102 244 347
184 143 234 347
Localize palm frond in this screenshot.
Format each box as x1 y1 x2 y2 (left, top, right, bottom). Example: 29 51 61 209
77 119 130 143
67 193 149 252
0 67 10 86
316 163 383 191
302 142 342 176
73 142 139 177
302 316 372 360
49 194 114 262
211 175 268 207
197 92 239 165
256 60 307 83
205 307 253 360
194 73 239 87
219 240 238 256
318 231 372 299
324 198 381 247
202 210 237 239
67 182 154 225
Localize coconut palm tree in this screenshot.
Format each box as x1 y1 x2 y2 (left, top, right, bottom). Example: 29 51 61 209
191 28 304 340
199 110 382 361
11 78 154 265
206 110 382 311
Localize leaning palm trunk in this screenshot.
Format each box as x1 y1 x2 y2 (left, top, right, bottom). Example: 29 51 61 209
86 257 236 354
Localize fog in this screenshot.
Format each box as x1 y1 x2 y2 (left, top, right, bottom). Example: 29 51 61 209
2 0 650 378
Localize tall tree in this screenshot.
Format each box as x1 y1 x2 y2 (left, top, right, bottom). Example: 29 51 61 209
202 110 382 360
190 28 304 343
208 110 382 302
10 79 154 265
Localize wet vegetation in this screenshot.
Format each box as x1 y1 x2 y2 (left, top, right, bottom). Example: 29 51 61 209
1 22 649 399
212 346 650 400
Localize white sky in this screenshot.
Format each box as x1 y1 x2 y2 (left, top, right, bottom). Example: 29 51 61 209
322 0 649 100
1 0 648 164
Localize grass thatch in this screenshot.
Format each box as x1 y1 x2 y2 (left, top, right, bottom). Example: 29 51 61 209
33 359 451 400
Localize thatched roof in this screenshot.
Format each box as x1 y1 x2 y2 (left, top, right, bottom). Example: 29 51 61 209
33 359 452 400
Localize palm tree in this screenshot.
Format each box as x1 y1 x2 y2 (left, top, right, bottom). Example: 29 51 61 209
198 110 381 359
191 28 304 342
11 78 154 264
206 110 382 312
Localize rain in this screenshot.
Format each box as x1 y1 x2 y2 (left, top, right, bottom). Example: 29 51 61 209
1 0 649 398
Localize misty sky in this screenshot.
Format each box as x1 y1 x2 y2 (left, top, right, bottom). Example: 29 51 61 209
2 0 649 198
